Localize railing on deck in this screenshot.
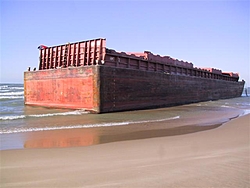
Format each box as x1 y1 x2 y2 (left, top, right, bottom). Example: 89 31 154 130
39 38 106 70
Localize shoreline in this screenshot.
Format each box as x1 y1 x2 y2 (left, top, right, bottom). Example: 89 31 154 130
1 113 249 187
0 106 244 150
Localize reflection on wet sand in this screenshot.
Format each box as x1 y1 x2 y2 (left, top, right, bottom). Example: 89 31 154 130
23 122 222 149
24 129 99 148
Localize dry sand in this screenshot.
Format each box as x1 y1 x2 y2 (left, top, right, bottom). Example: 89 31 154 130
1 114 249 187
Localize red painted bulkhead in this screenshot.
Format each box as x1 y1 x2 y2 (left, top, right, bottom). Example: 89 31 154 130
24 66 100 112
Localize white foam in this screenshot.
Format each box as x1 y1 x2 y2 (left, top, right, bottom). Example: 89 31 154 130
0 85 9 89
241 109 250 116
0 116 180 134
220 105 232 108
0 91 24 96
0 110 88 121
0 96 24 99
0 85 24 90
8 87 24 90
0 115 26 120
29 110 88 117
0 89 11 92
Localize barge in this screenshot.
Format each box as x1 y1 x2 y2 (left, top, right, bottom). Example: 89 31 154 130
24 38 245 113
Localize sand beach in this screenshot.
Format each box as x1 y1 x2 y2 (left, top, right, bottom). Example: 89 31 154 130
1 113 249 187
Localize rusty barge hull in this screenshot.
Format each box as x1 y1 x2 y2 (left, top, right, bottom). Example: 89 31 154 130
24 38 245 113
24 66 244 113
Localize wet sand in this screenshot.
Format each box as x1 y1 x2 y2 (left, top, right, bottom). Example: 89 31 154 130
0 106 243 150
1 114 249 187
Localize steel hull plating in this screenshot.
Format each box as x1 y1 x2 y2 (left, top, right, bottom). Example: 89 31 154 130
24 65 245 113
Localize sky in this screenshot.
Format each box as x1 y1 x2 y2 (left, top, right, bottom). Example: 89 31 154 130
1 0 249 87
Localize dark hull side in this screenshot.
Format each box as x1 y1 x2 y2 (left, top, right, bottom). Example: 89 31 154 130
24 65 245 113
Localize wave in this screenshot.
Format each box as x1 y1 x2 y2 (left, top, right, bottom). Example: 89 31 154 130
0 90 24 100
0 85 24 90
0 96 24 100
0 115 26 120
240 109 250 116
220 105 233 108
0 85 9 89
29 110 88 117
0 91 24 96
0 116 180 134
0 110 88 121
9 87 24 90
